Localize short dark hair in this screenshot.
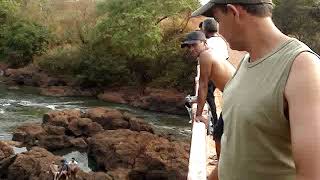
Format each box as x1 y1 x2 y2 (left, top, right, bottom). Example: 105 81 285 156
214 3 273 17
203 18 218 33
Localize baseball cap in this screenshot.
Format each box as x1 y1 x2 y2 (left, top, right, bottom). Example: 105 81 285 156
181 31 207 48
191 0 273 17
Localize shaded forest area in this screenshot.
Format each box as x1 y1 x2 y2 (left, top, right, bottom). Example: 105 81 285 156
0 0 319 92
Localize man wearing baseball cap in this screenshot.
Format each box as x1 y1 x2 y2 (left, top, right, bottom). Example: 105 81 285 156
192 1 320 180
181 30 235 131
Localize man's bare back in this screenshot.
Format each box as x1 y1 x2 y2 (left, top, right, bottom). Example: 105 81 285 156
200 49 235 91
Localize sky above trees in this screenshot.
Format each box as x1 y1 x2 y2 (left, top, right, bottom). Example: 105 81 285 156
200 0 208 5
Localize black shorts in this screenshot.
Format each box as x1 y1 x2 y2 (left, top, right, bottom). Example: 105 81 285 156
213 114 224 141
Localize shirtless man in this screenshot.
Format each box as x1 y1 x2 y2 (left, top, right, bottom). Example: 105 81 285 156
181 30 235 128
202 18 230 161
68 158 79 179
50 161 59 180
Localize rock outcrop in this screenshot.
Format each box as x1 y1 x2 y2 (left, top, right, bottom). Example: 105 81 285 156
0 141 14 160
98 87 187 115
13 108 154 150
1 146 113 180
11 107 190 180
88 129 190 179
3 66 98 97
3 65 188 115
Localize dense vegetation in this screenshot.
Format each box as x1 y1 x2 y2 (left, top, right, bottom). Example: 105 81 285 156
0 0 319 92
273 0 320 52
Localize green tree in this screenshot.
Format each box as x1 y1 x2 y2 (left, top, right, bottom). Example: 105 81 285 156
273 0 320 53
1 20 50 67
95 0 198 58
0 0 19 25
85 0 198 88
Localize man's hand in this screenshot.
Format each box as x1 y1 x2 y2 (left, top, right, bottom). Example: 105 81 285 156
193 115 209 128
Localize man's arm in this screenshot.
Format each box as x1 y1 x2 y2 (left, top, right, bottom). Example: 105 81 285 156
195 52 213 118
285 52 320 180
208 164 219 180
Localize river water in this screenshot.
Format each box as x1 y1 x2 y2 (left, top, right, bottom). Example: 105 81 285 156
0 84 191 171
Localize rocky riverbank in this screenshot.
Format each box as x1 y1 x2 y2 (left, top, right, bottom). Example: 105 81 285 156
1 108 190 180
0 65 187 115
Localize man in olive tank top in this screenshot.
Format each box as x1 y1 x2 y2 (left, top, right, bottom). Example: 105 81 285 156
192 0 320 180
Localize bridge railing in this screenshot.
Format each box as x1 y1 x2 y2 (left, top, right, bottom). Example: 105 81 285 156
187 63 209 180
187 103 208 180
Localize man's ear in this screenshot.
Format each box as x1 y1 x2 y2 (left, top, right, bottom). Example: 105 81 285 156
226 4 240 22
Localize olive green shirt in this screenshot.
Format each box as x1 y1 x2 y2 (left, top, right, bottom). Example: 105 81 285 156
219 38 318 180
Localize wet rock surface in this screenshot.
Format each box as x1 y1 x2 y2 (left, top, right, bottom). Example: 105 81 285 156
98 87 187 115
2 66 187 115
9 108 189 179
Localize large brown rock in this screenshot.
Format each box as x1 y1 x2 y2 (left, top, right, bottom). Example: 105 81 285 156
40 86 97 97
88 129 190 179
86 107 130 130
97 92 127 104
38 135 72 151
43 125 66 135
68 118 103 136
69 138 88 149
77 171 114 180
85 108 154 133
4 68 44 87
6 147 61 180
43 109 81 127
86 108 129 129
128 116 154 133
98 87 187 115
2 147 113 180
3 65 70 88
0 141 14 160
12 123 46 146
13 108 154 151
133 88 186 115
0 155 17 178
11 123 72 150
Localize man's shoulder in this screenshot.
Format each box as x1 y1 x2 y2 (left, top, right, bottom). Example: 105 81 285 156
199 49 226 63
293 51 319 70
199 49 215 61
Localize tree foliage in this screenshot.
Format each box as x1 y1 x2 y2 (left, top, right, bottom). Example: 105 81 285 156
0 0 19 24
95 0 198 58
2 0 318 91
273 0 320 53
73 0 199 88
0 21 50 67
0 0 50 67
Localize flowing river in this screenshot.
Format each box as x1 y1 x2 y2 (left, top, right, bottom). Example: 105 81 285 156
0 84 191 171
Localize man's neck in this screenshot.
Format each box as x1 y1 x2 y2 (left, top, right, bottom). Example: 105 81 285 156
207 32 218 38
242 17 290 62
